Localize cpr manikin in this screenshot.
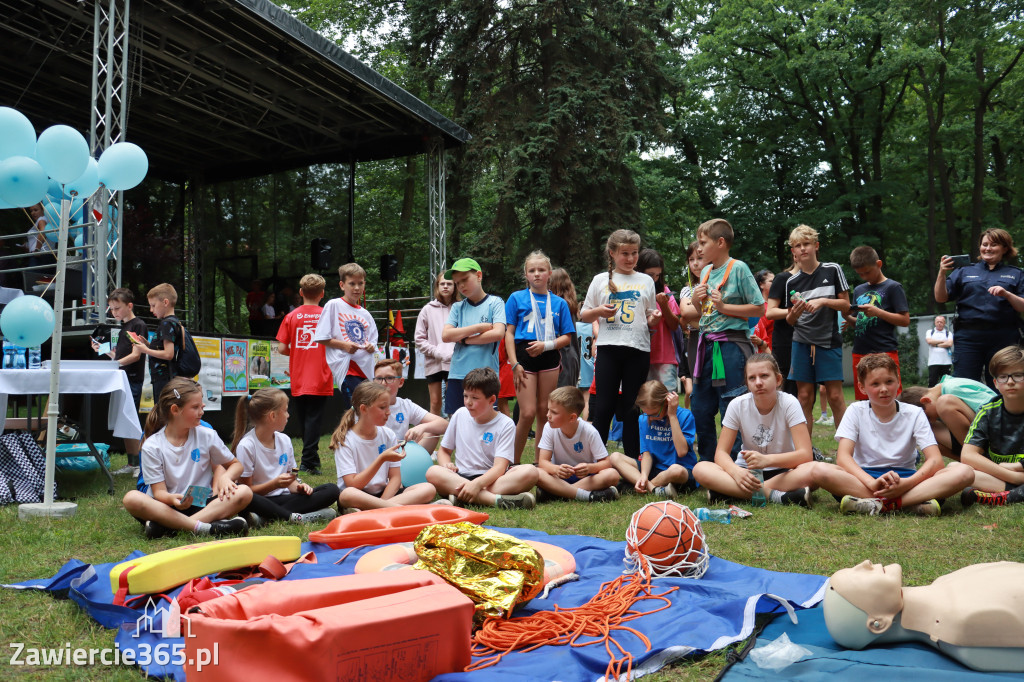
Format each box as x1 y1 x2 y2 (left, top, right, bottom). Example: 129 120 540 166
824 560 1024 672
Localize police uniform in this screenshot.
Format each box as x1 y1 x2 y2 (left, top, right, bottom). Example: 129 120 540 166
946 260 1024 386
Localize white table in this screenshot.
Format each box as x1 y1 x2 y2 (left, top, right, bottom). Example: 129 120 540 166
0 366 143 440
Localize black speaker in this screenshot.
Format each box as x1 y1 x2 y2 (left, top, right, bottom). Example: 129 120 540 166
311 238 332 270
380 253 399 282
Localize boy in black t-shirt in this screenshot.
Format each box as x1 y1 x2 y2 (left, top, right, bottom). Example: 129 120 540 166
136 283 179 402
92 288 148 470
844 246 910 401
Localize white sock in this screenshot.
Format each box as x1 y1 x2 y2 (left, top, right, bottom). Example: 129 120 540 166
194 521 212 534
769 489 785 504
575 488 590 501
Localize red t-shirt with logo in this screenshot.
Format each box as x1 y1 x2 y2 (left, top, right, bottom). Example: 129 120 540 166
276 304 334 396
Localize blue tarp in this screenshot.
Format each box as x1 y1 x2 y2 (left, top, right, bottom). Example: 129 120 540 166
5 526 827 681
723 604 1024 681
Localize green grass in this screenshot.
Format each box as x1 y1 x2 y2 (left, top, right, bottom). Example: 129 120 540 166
2 388 1023 680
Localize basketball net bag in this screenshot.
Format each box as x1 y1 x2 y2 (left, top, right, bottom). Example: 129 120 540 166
624 501 709 579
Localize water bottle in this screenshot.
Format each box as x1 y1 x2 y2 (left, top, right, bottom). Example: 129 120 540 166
28 346 41 370
751 468 767 507
13 348 26 369
695 507 731 524
2 346 13 369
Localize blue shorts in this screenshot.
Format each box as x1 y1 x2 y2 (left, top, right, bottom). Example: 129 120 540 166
863 467 916 479
789 342 844 383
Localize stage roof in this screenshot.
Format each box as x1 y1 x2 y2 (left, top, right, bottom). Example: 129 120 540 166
0 0 470 183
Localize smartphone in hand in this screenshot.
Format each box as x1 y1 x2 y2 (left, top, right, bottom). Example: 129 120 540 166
950 254 971 268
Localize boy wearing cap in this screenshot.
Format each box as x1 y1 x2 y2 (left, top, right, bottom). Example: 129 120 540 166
441 258 507 414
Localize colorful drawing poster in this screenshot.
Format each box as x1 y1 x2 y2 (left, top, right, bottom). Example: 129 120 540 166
248 339 273 390
193 336 224 411
222 339 248 394
270 346 290 389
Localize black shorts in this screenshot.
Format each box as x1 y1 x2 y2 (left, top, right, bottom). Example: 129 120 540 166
763 468 788 481
134 504 204 526
515 342 561 374
426 370 449 384
367 486 406 498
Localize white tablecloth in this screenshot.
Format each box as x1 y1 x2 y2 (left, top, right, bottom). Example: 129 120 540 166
0 366 143 439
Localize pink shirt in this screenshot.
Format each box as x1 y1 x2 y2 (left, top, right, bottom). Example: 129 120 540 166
415 299 454 375
649 286 680 365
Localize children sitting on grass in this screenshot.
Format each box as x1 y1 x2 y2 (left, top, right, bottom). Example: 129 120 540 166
609 380 696 499
373 359 448 452
123 378 252 538
692 353 815 506
426 367 539 509
231 388 340 527
535 387 620 503
901 376 996 461
809 354 975 516
959 346 1024 506
332 381 439 511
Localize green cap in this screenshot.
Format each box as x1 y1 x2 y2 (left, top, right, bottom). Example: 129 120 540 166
444 257 482 279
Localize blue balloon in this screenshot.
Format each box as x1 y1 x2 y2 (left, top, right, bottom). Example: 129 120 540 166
0 295 55 348
0 107 36 160
399 441 434 487
97 142 148 191
73 231 84 249
0 195 12 209
66 158 99 198
36 125 90 184
43 200 61 231
46 178 64 200
0 156 49 208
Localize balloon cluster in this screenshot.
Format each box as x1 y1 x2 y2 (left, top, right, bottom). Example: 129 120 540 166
0 106 148 210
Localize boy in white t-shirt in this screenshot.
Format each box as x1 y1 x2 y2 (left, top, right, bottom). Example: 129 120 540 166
313 262 378 410
536 386 620 502
809 354 974 516
425 368 539 509
374 358 448 452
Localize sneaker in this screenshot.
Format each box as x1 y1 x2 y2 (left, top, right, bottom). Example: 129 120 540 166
495 492 536 510
447 494 465 508
209 516 249 537
779 487 813 508
535 487 557 504
113 464 136 475
814 414 831 425
298 465 322 476
840 495 884 516
960 487 1008 508
811 447 828 462
342 507 362 515
589 486 620 503
431 498 454 506
245 512 266 529
706 487 731 505
143 520 175 539
910 499 941 517
653 483 678 500
296 507 338 525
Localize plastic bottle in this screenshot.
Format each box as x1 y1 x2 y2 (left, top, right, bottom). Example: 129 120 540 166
2 346 13 369
13 348 26 369
695 507 731 524
789 289 806 304
750 468 767 507
28 346 41 370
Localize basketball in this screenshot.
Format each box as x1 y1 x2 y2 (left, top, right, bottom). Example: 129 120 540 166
625 501 708 578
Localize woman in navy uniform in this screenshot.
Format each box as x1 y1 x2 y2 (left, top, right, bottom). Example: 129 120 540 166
934 228 1024 388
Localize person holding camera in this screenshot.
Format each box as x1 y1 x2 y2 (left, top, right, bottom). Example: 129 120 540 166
934 228 1024 388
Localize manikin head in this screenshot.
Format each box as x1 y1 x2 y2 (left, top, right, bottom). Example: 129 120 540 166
825 560 904 649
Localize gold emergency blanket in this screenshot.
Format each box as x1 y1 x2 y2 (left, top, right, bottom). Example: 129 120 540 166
413 522 544 621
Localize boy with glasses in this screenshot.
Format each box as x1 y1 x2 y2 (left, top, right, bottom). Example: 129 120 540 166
374 359 448 451
960 346 1024 506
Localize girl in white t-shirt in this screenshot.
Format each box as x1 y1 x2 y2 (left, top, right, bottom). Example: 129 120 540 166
231 388 340 527
122 377 252 538
332 381 438 510
692 353 816 506
579 229 660 460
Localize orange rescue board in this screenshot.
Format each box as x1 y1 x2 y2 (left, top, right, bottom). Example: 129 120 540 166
307 504 489 548
183 571 475 681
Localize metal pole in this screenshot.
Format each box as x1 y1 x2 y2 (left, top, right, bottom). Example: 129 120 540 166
347 161 355 264
20 198 78 519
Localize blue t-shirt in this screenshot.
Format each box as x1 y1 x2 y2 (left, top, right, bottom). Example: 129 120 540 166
946 260 1024 325
505 290 575 342
639 406 697 472
446 294 506 380
577 321 595 389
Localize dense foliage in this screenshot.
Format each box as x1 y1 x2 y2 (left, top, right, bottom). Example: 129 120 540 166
103 1 1024 333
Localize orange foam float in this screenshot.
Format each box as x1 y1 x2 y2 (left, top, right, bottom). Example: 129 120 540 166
308 504 489 549
183 571 475 681
354 539 577 587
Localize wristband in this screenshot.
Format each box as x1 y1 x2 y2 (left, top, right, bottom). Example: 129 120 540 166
511 362 522 371
543 340 555 351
